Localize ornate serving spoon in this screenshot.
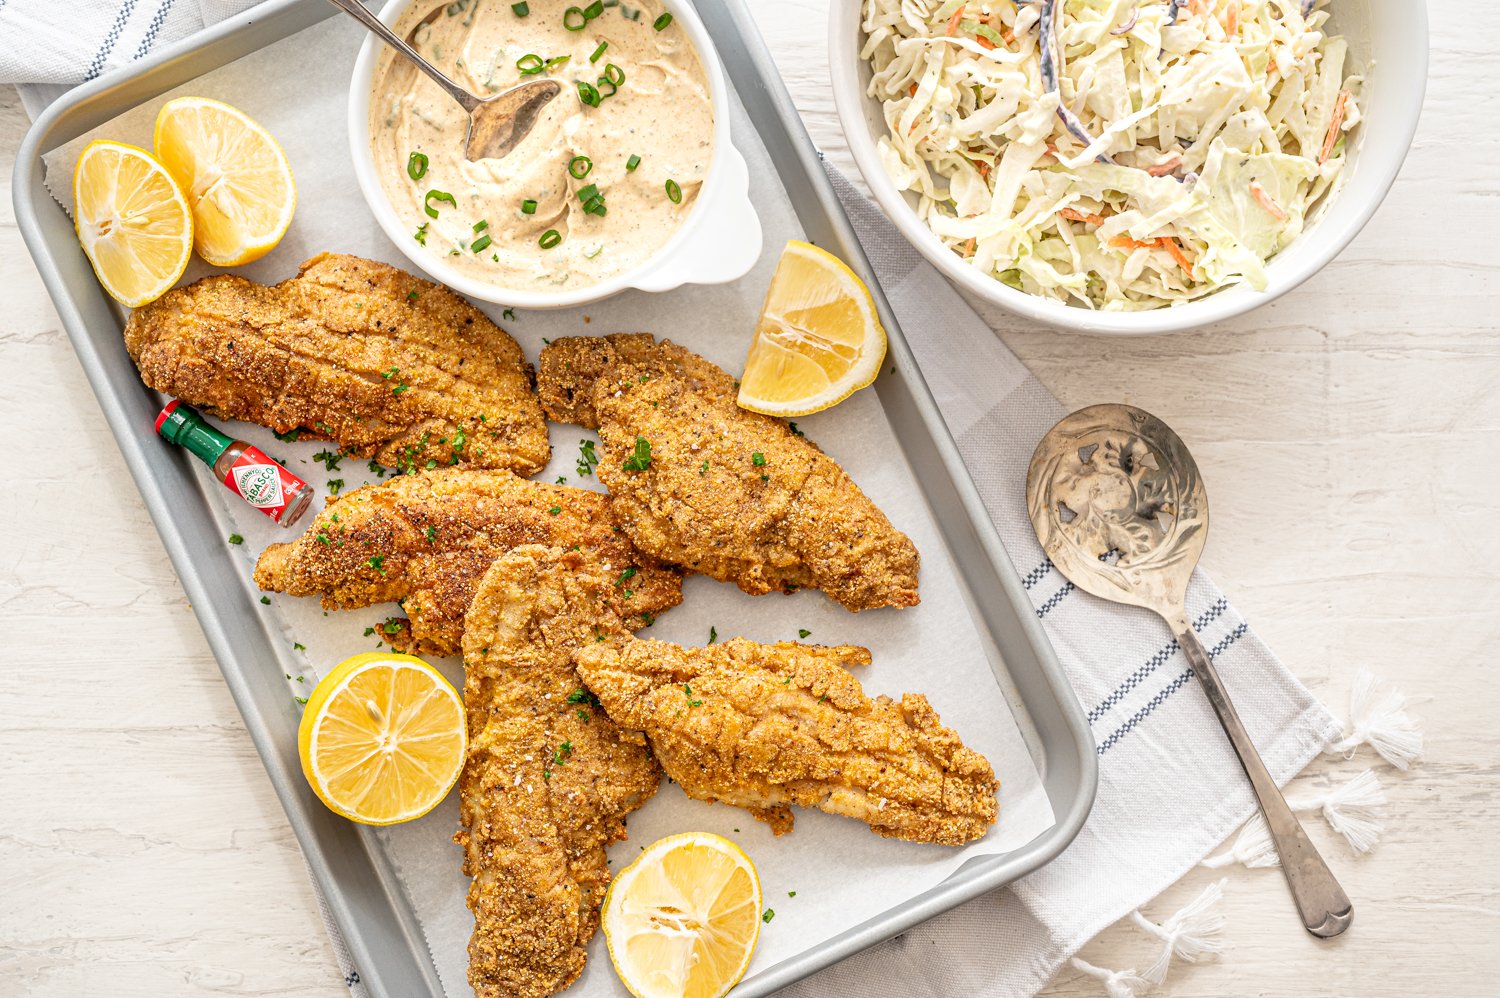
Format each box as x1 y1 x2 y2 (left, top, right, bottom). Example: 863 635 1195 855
328 0 560 161
1026 403 1353 938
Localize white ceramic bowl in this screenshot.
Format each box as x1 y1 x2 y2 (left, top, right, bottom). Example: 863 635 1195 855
349 0 761 309
829 2 1427 335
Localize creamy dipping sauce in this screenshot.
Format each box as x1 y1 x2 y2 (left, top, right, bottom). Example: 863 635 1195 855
370 0 714 292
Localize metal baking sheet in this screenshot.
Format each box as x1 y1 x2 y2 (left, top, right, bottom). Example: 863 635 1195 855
12 2 1098 995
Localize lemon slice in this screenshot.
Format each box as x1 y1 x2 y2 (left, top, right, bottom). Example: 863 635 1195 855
602 832 763 998
737 240 888 417
153 96 297 266
72 140 193 307
297 652 465 826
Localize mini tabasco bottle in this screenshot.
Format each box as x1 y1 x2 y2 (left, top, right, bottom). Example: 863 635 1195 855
155 400 314 527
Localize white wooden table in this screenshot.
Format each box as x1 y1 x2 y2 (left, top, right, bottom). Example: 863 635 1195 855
2 4 1496 996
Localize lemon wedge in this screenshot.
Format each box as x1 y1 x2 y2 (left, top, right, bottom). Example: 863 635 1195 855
297 652 465 826
602 832 763 998
153 96 297 266
72 140 193 307
737 240 888 417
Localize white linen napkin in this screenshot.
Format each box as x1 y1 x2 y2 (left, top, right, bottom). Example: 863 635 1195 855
4 5 1342 995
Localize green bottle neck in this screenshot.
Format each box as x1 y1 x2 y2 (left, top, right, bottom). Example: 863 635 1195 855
158 403 233 468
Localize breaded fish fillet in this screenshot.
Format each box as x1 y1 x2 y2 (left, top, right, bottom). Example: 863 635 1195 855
537 334 920 612
457 546 661 998
253 469 682 657
574 636 998 845
124 252 550 475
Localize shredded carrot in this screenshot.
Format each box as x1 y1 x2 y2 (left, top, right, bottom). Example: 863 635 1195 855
975 33 997 50
945 4 966 36
1224 2 1239 35
977 161 992 180
963 237 977 258
1319 89 1351 164
908 83 918 98
1045 143 1058 157
1109 235 1156 251
1147 155 1183 177
1060 207 1107 226
1248 181 1288 221
1158 237 1196 273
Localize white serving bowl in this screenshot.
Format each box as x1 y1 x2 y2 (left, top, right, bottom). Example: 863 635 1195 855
829 2 1427 335
349 0 761 309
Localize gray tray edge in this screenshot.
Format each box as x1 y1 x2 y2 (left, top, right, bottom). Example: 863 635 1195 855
12 1 1099 994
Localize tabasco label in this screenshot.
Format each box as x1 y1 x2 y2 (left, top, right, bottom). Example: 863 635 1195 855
226 447 307 523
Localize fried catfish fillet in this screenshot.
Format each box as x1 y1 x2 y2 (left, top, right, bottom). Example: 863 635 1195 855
537 334 920 612
252 469 682 657
124 252 550 475
574 636 997 845
457 546 661 998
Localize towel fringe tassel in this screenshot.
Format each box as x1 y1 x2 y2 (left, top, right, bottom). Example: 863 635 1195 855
1326 669 1424 770
1202 769 1389 868
1069 957 1152 998
1129 878 1227 985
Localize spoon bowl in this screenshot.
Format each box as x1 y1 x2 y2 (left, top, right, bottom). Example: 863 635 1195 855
1028 404 1354 939
327 0 559 161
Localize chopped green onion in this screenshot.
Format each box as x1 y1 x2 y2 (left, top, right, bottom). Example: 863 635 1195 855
595 76 618 99
583 0 604 17
471 234 493 253
577 183 600 201
603 62 625 86
522 199 538 214
424 189 457 217
590 41 608 62
583 195 606 215
414 222 429 244
544 54 571 70
626 153 641 172
511 1 529 13
653 11 672 30
472 219 489 233
569 155 593 179
577 80 602 106
516 53 545 74
585 244 604 259
407 151 428 180
539 229 562 249
665 179 682 204
563 5 587 29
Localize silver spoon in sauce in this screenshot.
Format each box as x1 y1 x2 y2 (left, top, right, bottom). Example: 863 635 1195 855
329 0 560 161
1026 404 1353 938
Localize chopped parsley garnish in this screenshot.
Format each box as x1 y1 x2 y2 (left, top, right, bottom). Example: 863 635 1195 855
654 11 673 30
549 506 562 516
406 289 420 301
364 627 376 637
751 452 766 466
567 688 601 708
788 421 804 437
798 629 811 639
367 555 387 574
274 428 302 442
315 532 331 545
382 366 400 380
327 479 344 496
761 908 775 923
259 596 271 605
552 740 574 766
382 618 402 635
556 476 568 485
392 382 410 395
708 626 718 644
293 642 306 652
414 222 429 244
227 533 244 545
426 525 438 542
788 891 797 897
313 449 343 472
700 460 709 476
502 308 516 321
576 438 600 476
621 436 652 472
616 566 637 588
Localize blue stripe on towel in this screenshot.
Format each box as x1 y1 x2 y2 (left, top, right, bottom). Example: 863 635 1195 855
133 0 176 60
84 0 141 81
1035 581 1075 617
1096 622 1249 755
1086 598 1230 723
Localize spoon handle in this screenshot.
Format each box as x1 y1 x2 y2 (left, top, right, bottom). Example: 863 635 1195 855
1168 614 1354 938
326 0 479 112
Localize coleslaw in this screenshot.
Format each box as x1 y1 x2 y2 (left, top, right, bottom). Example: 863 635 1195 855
860 0 1363 310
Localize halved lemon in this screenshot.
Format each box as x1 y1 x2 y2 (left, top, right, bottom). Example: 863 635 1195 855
153 96 297 266
602 832 763 998
737 240 888 417
297 652 465 826
72 140 193 307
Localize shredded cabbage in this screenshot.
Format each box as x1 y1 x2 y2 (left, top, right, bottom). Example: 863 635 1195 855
861 0 1363 310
